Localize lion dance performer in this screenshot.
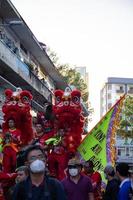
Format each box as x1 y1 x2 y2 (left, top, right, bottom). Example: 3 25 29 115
2 88 33 173
48 87 85 180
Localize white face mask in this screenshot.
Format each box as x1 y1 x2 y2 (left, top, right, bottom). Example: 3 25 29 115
30 159 45 173
69 168 79 177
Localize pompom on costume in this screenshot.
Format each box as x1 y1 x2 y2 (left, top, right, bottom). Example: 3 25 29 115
2 88 33 172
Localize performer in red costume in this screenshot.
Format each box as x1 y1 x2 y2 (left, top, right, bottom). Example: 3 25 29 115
48 88 85 181
48 145 69 180
0 163 17 200
33 122 53 146
35 104 55 145
53 88 84 153
4 119 21 145
2 118 21 173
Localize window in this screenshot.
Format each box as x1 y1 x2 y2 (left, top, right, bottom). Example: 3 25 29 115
108 103 112 109
117 147 126 156
128 86 133 94
120 86 123 90
126 147 130 156
118 149 121 156
116 85 124 93
108 93 111 99
130 147 133 156
108 84 112 90
20 43 27 55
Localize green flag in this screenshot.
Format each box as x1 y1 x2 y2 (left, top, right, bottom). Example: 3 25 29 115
78 95 125 173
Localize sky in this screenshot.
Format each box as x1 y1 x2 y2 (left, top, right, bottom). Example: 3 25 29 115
11 0 133 129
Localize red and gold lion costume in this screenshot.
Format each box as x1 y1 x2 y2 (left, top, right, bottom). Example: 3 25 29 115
2 88 33 145
2 88 33 173
53 88 84 153
48 88 85 180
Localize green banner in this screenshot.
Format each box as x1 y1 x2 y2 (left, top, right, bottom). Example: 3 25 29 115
78 95 125 177
78 108 114 172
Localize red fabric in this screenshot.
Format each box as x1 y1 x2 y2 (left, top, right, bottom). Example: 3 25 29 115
88 172 102 200
2 89 33 145
0 172 17 181
0 172 17 200
35 132 54 146
53 89 84 154
3 128 21 145
2 146 17 173
48 150 68 180
36 112 55 141
0 185 4 200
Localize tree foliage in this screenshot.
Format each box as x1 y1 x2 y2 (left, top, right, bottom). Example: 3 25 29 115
47 47 94 127
118 95 133 140
47 48 89 106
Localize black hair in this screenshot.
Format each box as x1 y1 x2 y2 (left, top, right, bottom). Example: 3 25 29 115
45 104 55 121
8 118 15 122
86 160 94 168
24 145 45 161
108 169 115 177
17 145 45 167
116 163 129 177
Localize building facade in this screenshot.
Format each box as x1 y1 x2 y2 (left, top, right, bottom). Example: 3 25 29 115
75 66 89 90
0 0 89 129
100 77 133 117
0 0 69 127
100 77 133 165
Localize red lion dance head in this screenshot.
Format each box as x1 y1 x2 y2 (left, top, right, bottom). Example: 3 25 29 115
2 88 33 145
53 87 84 153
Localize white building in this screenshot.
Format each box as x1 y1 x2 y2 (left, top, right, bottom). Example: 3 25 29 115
100 77 133 117
116 142 133 166
100 77 133 166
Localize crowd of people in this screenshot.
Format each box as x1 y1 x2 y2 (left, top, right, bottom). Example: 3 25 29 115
0 118 133 200
0 102 133 199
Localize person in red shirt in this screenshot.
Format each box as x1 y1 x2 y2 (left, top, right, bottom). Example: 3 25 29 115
2 119 22 173
48 145 69 180
33 123 54 146
3 119 21 145
34 123 45 145
0 163 17 200
83 160 102 200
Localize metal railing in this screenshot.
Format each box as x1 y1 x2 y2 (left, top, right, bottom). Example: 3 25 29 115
0 39 53 102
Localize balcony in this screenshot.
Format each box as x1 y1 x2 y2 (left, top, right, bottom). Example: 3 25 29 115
128 89 133 94
116 89 124 93
0 39 52 104
116 145 133 164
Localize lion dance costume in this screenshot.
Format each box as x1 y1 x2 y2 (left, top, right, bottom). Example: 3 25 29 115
48 88 85 180
2 88 33 172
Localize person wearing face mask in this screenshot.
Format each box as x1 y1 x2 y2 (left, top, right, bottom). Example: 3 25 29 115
61 158 94 200
12 145 66 200
102 165 119 200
